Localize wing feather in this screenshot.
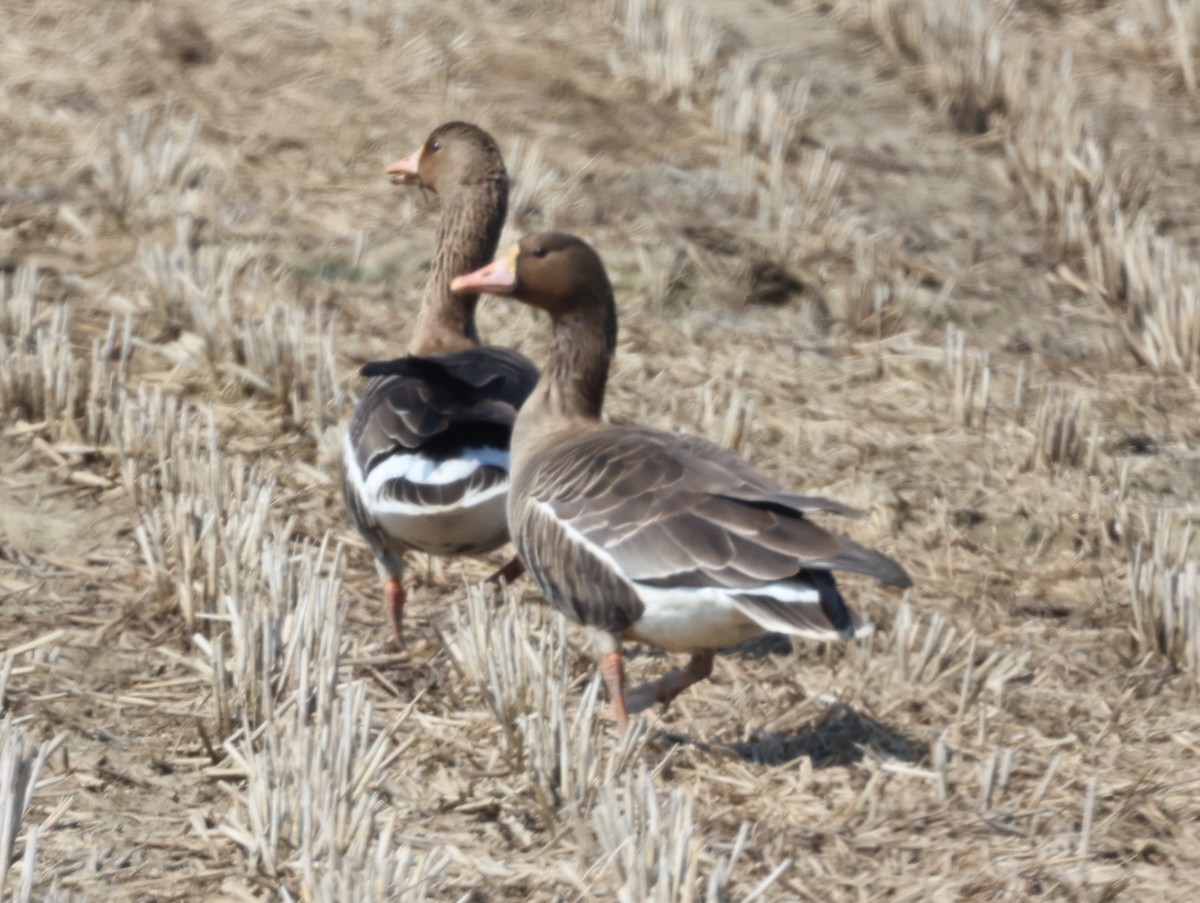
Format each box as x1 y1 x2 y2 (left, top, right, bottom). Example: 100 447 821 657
348 346 538 473
343 345 538 553
519 425 911 598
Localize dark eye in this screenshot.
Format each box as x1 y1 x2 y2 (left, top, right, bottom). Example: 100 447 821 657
429 139 442 152
531 246 548 258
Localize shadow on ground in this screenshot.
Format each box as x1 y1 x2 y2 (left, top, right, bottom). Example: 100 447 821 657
662 702 929 769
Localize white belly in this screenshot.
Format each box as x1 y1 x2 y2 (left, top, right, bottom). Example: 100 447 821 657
373 484 509 556
623 585 764 652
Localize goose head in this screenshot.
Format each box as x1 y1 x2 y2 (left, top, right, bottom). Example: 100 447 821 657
386 121 505 198
450 232 613 323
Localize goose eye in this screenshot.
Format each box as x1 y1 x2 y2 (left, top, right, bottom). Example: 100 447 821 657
531 246 548 259
429 139 442 152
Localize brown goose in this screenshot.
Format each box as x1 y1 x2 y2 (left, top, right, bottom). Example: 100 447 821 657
451 233 911 730
342 122 538 645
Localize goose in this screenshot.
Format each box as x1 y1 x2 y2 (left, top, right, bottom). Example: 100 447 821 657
450 233 911 730
342 122 538 645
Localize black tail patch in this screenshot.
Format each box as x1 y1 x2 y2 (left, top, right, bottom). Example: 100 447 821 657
801 569 855 637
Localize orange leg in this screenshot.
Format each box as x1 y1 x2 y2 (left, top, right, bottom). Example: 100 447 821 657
486 554 526 587
623 650 715 715
384 577 406 646
599 650 629 735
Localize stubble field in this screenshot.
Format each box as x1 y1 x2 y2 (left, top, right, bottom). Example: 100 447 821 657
3 0 1200 899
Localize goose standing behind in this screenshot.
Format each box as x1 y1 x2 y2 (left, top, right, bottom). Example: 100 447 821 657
451 233 911 731
342 123 538 645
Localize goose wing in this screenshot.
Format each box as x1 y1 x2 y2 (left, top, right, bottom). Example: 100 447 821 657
515 425 909 640
344 346 538 536
525 426 909 590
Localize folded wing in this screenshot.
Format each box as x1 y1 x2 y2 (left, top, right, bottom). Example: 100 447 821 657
344 346 538 552
519 426 909 642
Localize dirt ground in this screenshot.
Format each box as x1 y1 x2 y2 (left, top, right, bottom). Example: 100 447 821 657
3 0 1200 899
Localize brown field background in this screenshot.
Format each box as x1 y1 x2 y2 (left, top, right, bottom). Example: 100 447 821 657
3 0 1200 899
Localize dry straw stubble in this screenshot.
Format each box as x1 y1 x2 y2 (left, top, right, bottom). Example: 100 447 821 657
3 0 1200 897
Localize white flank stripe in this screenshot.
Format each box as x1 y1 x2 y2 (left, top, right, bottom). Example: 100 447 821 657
343 431 367 492
363 446 509 490
342 432 512 554
368 478 509 518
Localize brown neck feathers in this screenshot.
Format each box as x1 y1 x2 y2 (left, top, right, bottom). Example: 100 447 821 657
409 174 507 355
535 289 617 423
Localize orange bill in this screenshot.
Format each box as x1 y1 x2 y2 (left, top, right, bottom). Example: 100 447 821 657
386 148 422 184
450 244 519 295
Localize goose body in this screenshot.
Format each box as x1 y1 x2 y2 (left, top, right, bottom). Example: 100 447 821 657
452 233 911 729
341 123 538 644
343 346 536 558
511 425 903 651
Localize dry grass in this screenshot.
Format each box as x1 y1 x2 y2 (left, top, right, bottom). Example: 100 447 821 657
1100 0 1200 93
2 0 1200 898
1 714 65 903
841 0 1200 376
1129 510 1200 676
